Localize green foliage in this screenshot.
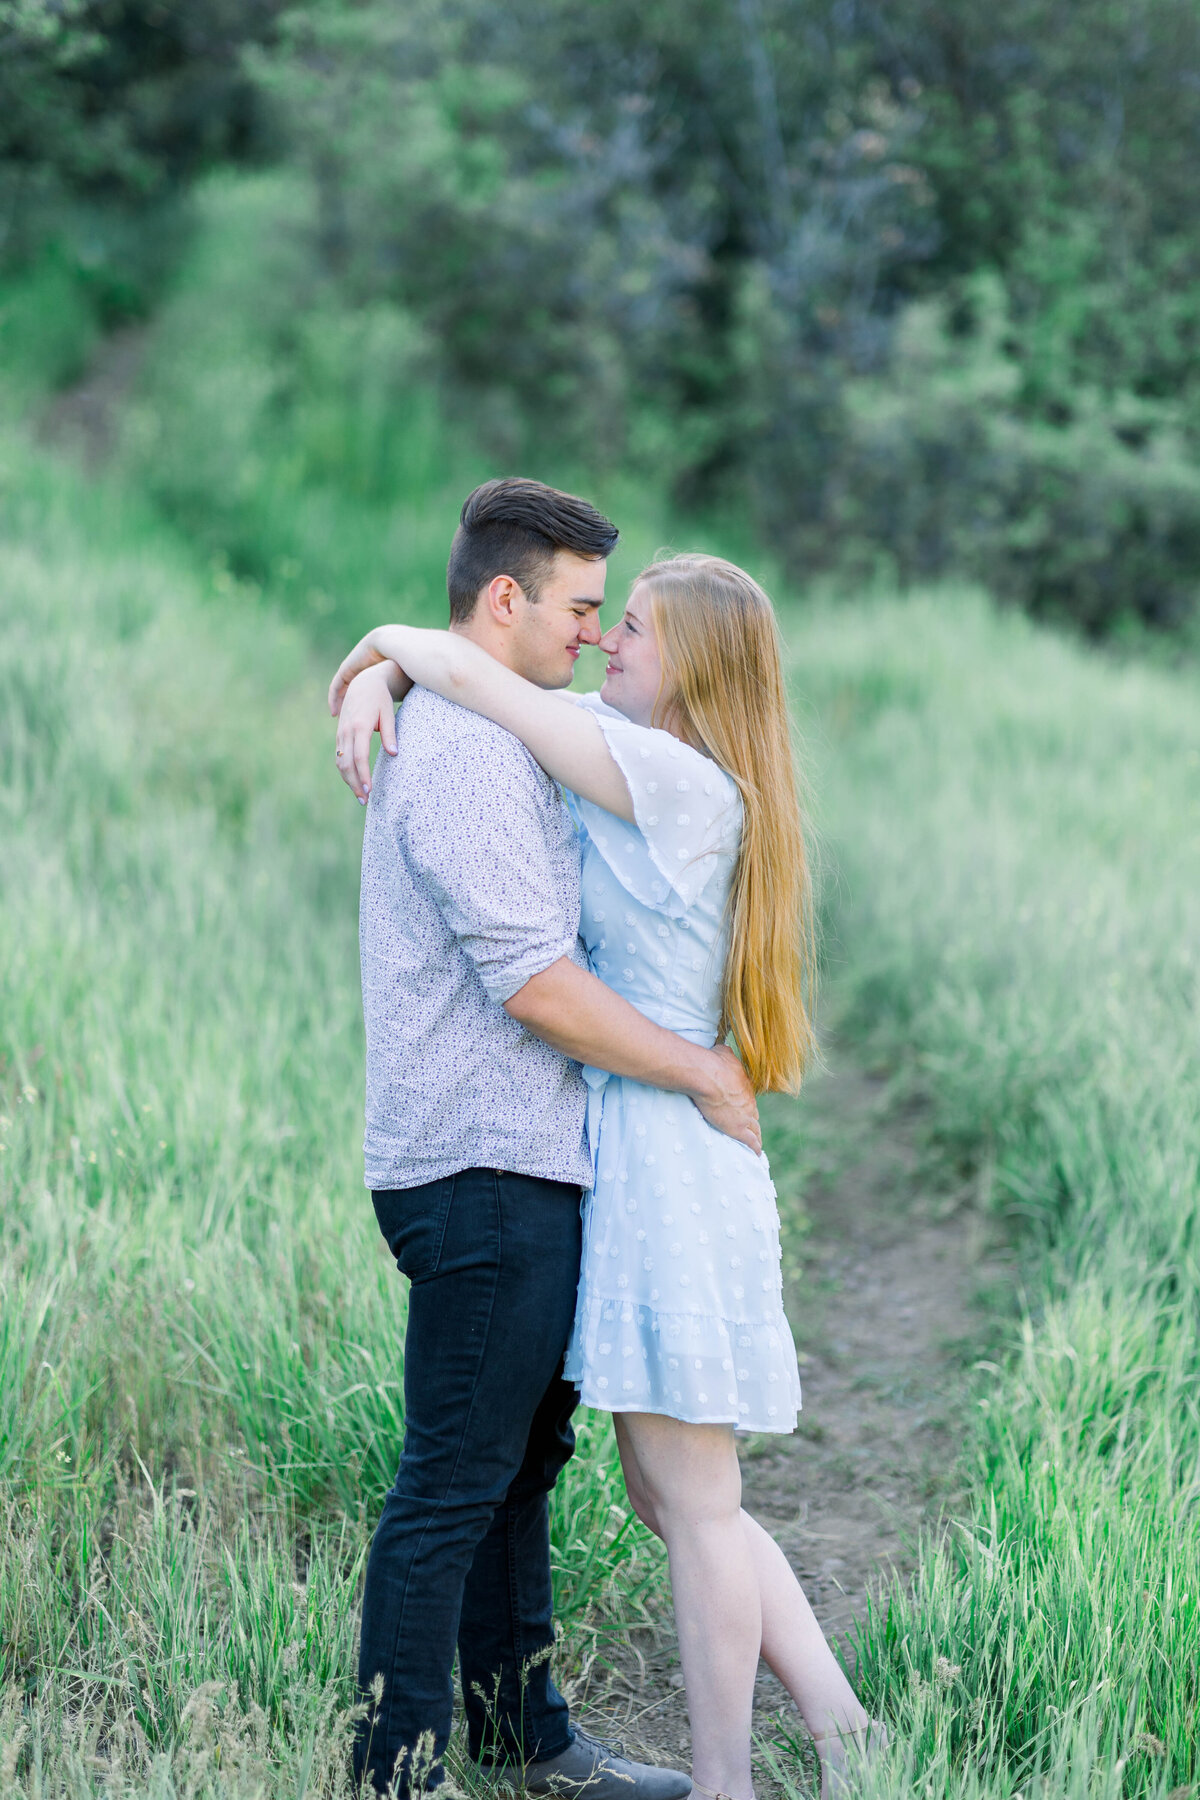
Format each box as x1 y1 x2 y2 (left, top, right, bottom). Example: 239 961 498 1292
0 241 100 401
8 0 1200 633
248 0 930 509
787 590 1200 1793
0 430 666 1790
0 0 276 212
0 0 281 365
112 170 696 646
826 281 1200 631
4 373 1200 1790
117 170 478 639
233 0 1200 634
882 1 1200 410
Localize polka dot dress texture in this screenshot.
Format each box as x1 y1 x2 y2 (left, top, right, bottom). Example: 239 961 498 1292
561 696 802 1433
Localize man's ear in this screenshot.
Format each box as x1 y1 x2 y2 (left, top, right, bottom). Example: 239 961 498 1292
483 574 522 625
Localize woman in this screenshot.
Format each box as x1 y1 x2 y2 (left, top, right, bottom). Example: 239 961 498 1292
330 554 884 1799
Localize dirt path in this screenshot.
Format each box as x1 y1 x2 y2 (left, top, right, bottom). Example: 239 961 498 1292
37 326 148 465
576 1058 1009 1783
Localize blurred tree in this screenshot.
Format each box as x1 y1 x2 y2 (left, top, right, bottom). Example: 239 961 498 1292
866 0 1200 417
251 0 934 531
0 0 280 298
7 0 1200 630
1 0 278 198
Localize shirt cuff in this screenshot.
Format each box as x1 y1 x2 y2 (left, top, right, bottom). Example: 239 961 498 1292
481 930 582 1006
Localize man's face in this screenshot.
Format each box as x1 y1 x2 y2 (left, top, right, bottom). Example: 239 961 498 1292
508 551 607 688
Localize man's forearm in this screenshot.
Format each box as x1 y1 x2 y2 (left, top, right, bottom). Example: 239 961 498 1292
504 958 720 1103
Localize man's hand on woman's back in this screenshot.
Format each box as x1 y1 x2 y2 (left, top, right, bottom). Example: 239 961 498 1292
690 1042 762 1154
505 959 762 1154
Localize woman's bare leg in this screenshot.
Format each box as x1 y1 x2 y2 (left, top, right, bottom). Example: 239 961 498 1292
738 1511 883 1798
740 1510 868 1740
615 1417 876 1797
616 1413 760 1798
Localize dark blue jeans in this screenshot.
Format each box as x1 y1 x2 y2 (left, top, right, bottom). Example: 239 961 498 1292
354 1168 584 1795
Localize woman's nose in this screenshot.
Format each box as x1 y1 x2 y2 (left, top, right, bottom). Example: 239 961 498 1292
598 625 620 652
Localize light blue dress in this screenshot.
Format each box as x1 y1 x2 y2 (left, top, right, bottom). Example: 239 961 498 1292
561 695 802 1433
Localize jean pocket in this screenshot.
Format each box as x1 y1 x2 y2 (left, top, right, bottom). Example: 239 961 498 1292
372 1177 455 1283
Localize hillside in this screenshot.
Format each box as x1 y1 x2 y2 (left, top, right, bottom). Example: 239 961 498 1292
1 420 1198 1794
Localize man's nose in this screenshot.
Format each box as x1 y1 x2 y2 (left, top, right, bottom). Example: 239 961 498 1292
579 611 605 645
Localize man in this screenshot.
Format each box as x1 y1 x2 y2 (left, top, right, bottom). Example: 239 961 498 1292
333 478 760 1796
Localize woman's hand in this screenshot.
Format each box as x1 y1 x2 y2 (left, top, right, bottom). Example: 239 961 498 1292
329 630 394 717
334 662 409 801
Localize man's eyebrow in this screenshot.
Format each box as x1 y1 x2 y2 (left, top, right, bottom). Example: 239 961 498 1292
570 595 605 606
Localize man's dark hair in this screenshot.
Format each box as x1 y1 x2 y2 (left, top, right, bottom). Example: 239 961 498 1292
446 478 619 624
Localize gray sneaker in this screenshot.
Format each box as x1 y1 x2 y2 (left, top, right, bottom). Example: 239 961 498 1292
490 1727 692 1800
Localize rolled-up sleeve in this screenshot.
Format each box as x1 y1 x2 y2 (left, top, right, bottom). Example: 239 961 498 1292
404 735 578 1004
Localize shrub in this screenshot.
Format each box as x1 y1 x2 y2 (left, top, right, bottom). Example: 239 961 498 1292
822 282 1200 633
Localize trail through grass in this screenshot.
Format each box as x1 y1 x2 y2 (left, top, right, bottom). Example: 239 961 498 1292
2 415 1198 1798
788 597 1200 1798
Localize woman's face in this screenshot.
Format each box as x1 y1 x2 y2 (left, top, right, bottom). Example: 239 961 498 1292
598 583 668 728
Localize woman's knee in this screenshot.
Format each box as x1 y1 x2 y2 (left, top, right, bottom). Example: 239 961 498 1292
622 1416 743 1531
617 1455 664 1536
614 1417 666 1537
627 1482 664 1538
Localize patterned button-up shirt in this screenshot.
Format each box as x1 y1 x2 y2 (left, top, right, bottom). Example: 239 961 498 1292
359 685 591 1192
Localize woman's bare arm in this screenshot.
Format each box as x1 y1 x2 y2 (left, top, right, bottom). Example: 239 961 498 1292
332 660 410 800
330 626 634 819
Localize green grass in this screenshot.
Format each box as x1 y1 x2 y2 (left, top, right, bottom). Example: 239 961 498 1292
781 594 1200 1798
4 240 1200 1793
0 436 664 1795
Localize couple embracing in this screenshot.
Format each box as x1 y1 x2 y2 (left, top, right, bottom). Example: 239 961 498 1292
329 479 883 1800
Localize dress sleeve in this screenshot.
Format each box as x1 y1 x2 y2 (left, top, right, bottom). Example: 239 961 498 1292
568 693 742 916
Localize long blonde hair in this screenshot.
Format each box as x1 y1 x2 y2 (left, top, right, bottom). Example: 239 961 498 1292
637 554 816 1093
